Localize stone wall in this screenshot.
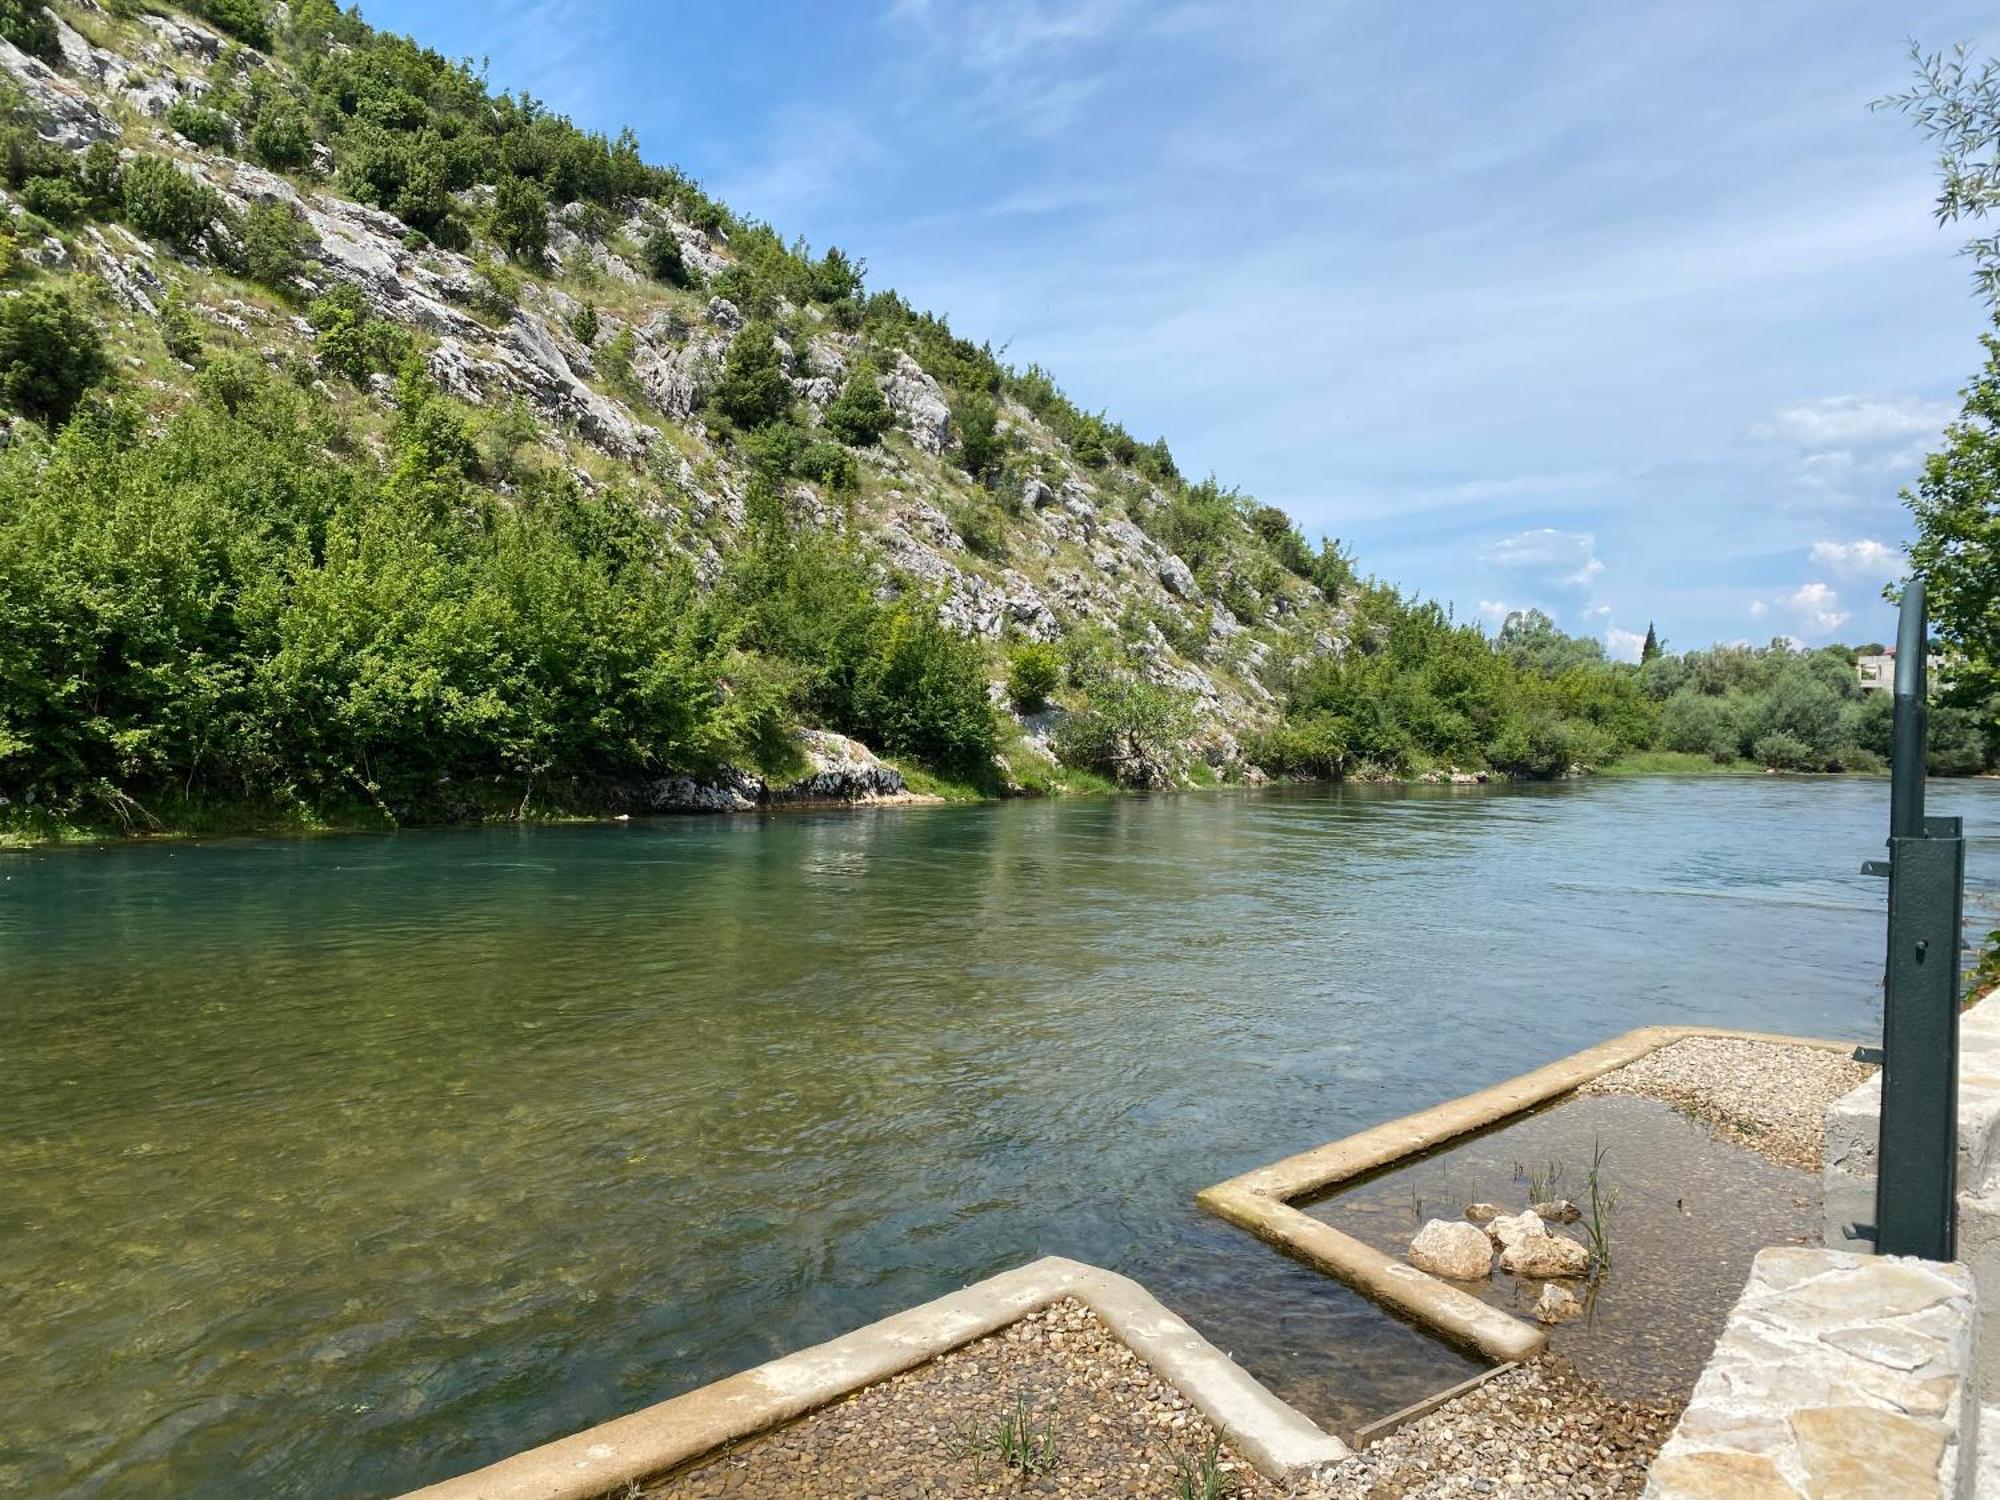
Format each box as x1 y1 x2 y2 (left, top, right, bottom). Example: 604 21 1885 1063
1644 1248 1976 1498
1824 987 2000 1397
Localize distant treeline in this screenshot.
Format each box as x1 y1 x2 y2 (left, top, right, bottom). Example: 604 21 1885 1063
1252 602 1996 780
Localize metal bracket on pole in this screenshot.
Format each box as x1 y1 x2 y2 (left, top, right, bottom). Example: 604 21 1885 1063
1870 581 1966 1262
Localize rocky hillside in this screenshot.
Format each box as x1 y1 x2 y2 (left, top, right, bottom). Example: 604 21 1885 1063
0 0 1366 825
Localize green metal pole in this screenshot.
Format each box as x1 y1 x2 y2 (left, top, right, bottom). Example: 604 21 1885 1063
1873 582 1963 1261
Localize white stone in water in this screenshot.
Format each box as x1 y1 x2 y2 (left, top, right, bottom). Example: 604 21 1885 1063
1486 1210 1547 1250
1533 1199 1582 1224
1533 1284 1583 1323
1501 1228 1591 1279
1464 1202 1505 1224
1409 1219 1495 1280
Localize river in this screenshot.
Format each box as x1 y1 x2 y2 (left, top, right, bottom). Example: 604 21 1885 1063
4 776 1997 1497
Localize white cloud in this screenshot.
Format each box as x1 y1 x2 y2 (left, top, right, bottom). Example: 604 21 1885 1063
1785 581 1850 633
1478 528 1603 587
1753 395 1955 447
1605 626 1646 662
1809 538 1899 577
1477 599 1514 625
1749 599 1768 619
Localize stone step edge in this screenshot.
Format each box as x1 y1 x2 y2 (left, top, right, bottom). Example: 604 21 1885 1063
394 1255 1350 1500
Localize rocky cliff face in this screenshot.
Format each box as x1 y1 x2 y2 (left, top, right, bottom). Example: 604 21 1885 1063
1 2 1353 791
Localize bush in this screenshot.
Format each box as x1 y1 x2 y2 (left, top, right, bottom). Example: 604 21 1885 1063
794 440 856 492
948 497 1007 561
1006 641 1061 712
954 392 1002 480
158 292 205 365
250 103 312 170
166 100 238 151
707 320 790 430
1052 671 1197 787
0 371 790 821
307 283 408 383
79 142 123 215
850 606 1000 779
0 0 59 63
18 173 87 225
196 0 271 49
1246 713 1349 778
0 287 108 425
489 174 548 263
1752 731 1816 771
123 156 221 253
241 201 308 289
820 363 892 446
1659 691 1741 761
568 301 598 346
642 224 691 286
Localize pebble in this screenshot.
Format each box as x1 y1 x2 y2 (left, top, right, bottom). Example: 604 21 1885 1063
1577 1037 1873 1171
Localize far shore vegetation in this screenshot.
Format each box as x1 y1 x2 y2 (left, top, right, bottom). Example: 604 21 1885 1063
0 5 1995 850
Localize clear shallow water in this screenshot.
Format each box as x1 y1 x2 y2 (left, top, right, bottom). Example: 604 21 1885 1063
3 776 1996 1498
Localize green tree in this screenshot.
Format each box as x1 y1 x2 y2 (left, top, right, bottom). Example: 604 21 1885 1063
0 288 108 425
1052 670 1198 787
707 320 790 430
1641 622 1661 661
122 157 220 253
489 174 549 264
241 201 309 290
821 363 892 446
1901 329 2000 707
0 0 58 63
642 225 691 287
954 392 1002 481
1006 641 1062 712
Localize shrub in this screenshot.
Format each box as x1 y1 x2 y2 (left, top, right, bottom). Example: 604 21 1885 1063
1006 641 1061 712
240 200 307 289
307 283 408 383
1246 713 1349 778
948 497 1007 561
123 156 221 253
849 606 999 780
1752 731 1816 771
79 142 123 215
707 319 790 429
1659 692 1741 761
0 0 59 63
1052 672 1197 787
568 301 598 346
954 392 1002 480
166 99 238 150
249 103 312 170
158 291 205 365
642 224 691 286
820 363 892 446
0 287 108 425
195 0 271 49
795 440 856 492
489 174 548 263
18 173 87 225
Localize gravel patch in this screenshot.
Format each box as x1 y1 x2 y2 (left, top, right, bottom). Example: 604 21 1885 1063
640 1297 1284 1498
1303 1357 1679 1500
1576 1037 1873 1171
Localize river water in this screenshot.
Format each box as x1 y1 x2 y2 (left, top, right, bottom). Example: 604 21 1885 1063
4 776 1997 1498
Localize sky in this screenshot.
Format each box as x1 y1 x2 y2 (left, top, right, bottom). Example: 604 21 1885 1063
364 0 1995 658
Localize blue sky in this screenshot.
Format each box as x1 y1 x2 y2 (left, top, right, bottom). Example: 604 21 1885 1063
366 0 1993 657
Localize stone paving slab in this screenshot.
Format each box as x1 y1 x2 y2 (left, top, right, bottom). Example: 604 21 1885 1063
1643 1247 1976 1499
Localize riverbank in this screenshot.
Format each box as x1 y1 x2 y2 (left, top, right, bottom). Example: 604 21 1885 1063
1 750 1913 851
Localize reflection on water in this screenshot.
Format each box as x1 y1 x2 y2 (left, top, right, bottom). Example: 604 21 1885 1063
2 777 1994 1497
1313 1093 1820 1401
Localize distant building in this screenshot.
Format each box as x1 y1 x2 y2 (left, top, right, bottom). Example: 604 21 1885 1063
1856 648 1947 694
